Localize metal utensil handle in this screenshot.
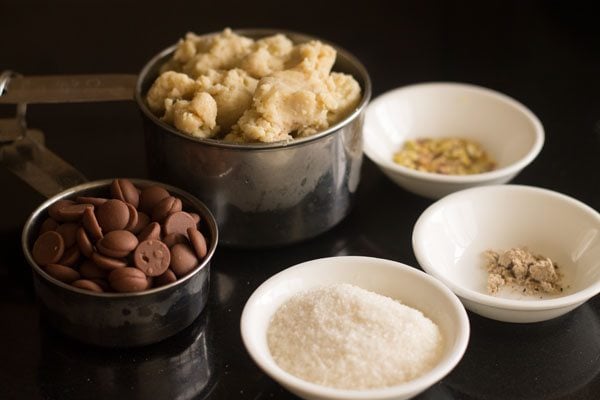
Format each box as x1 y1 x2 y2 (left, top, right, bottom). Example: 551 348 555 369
0 70 89 197
0 73 137 104
2 130 88 198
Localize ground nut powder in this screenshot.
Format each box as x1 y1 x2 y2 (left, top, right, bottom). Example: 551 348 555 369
267 283 444 390
484 247 564 296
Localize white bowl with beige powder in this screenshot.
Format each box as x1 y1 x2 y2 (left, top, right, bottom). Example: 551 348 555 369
413 185 600 323
240 256 469 400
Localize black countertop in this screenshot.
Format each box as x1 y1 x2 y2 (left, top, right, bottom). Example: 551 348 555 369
1 1 600 399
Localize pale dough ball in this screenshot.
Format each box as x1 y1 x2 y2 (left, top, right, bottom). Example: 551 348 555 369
181 28 254 78
234 68 333 142
325 72 362 126
164 92 219 138
285 40 336 77
146 71 198 113
197 68 258 132
239 34 294 78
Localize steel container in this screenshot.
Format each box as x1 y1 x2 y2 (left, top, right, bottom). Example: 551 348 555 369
22 179 218 347
135 29 372 247
39 311 216 399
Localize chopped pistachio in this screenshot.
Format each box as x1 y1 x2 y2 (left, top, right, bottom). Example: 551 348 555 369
393 137 495 175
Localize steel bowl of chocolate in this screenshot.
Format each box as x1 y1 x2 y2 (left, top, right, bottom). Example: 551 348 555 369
22 178 218 347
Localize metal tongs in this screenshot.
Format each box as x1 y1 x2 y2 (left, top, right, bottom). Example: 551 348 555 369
0 71 137 197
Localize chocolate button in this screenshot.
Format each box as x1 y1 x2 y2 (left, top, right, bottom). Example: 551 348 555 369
187 227 208 259
154 269 177 287
59 246 81 267
91 252 127 270
39 218 59 234
56 223 79 248
134 240 170 277
169 243 198 277
151 196 182 222
45 263 81 283
72 279 104 293
163 233 188 248
111 179 140 208
139 185 170 213
76 227 94 258
96 199 129 232
137 222 161 242
76 196 107 207
97 230 139 258
33 231 65 266
79 260 108 279
57 203 93 222
124 203 139 232
131 212 150 235
82 207 103 241
48 199 76 221
190 213 201 225
90 278 111 292
109 267 149 293
163 211 195 237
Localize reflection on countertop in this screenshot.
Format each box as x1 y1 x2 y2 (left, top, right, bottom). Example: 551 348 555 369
443 301 600 400
38 311 215 400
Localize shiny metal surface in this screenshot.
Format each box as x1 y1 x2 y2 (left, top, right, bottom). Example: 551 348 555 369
1 128 88 197
21 179 219 347
0 73 137 104
135 29 372 247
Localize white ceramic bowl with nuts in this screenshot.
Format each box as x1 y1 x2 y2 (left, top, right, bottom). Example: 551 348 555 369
241 256 470 400
363 82 544 199
412 185 600 323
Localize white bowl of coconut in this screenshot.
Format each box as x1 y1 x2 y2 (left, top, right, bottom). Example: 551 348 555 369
240 256 470 400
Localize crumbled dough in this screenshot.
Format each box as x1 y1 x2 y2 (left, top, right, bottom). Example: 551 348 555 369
146 71 199 114
325 72 362 126
239 34 294 79
197 68 258 132
166 28 254 78
146 29 362 143
484 248 563 296
163 92 218 138
234 69 332 142
285 40 337 77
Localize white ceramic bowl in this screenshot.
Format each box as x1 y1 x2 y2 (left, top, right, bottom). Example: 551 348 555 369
363 82 544 199
412 185 600 323
241 256 469 400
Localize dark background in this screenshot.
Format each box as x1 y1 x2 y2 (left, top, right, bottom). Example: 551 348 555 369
1 1 600 399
